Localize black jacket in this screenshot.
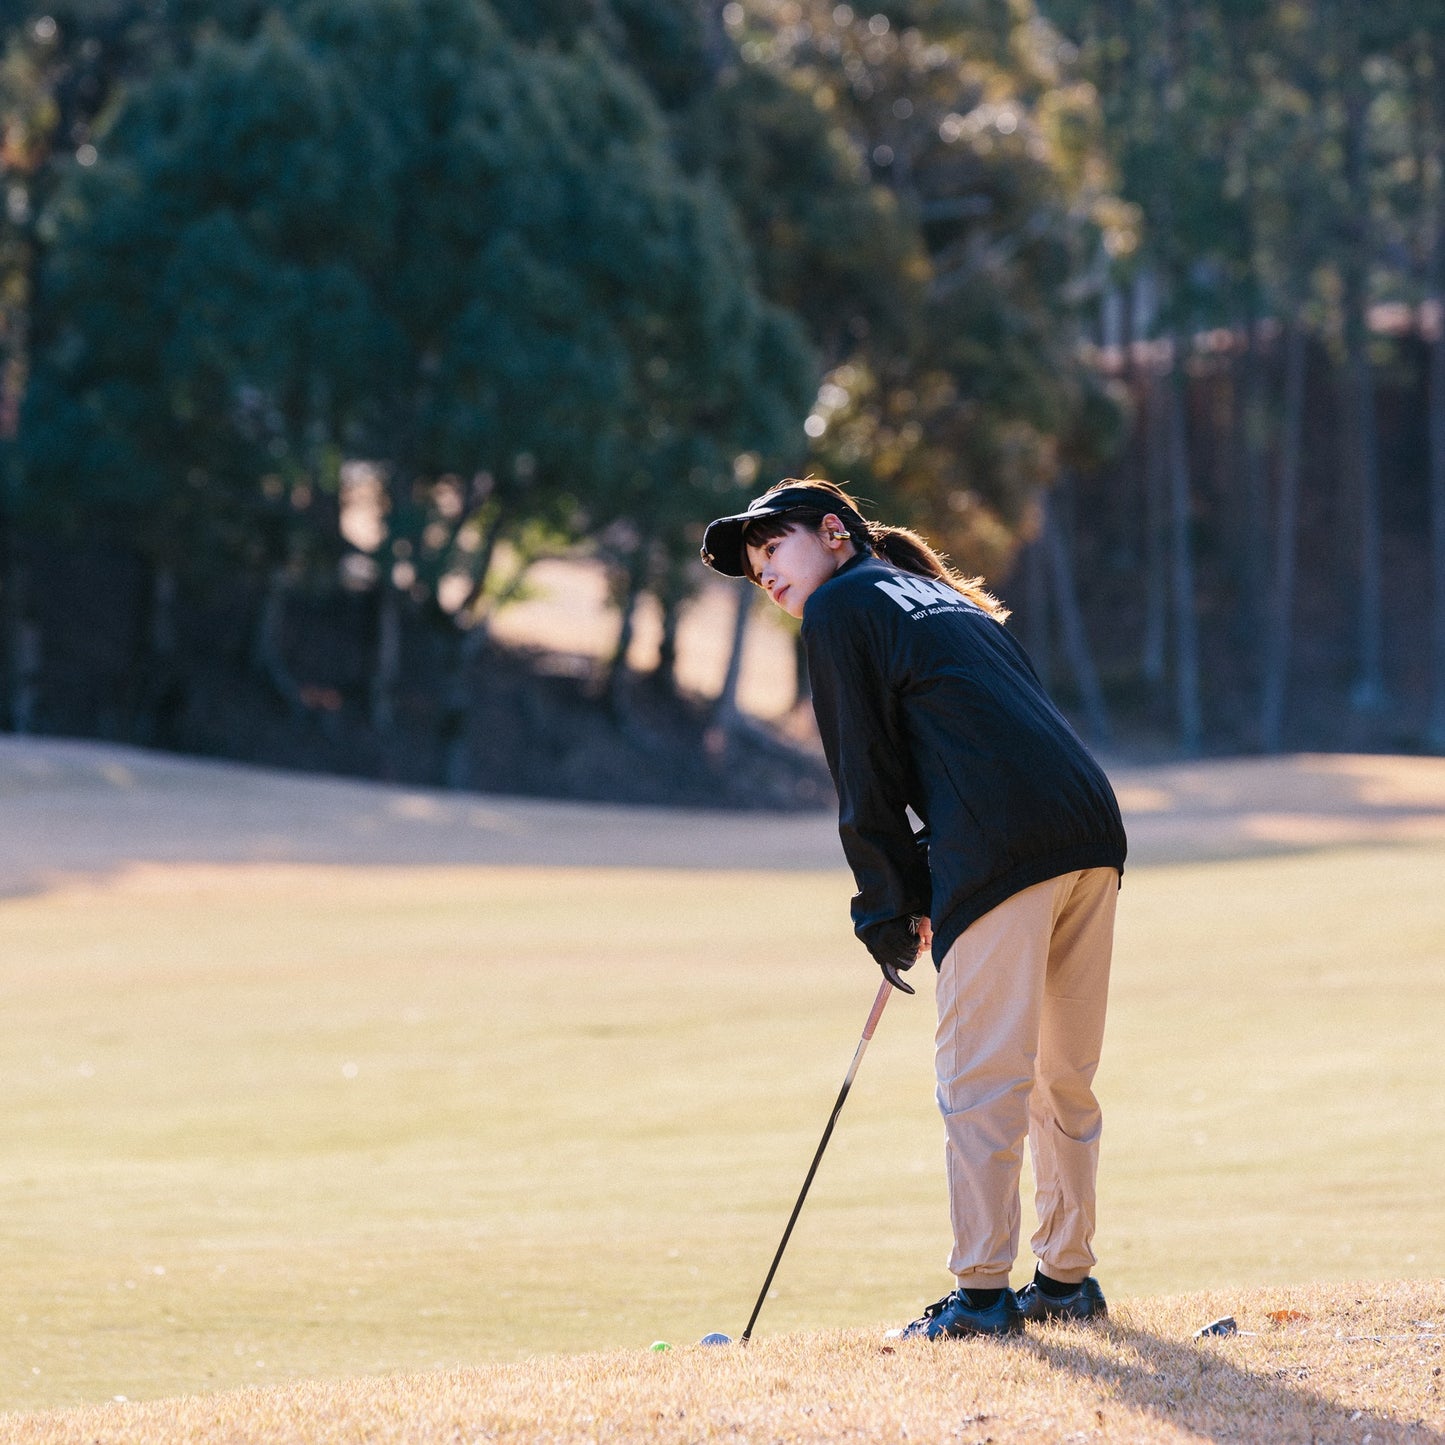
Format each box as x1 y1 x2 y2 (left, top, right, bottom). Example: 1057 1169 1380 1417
802 553 1127 972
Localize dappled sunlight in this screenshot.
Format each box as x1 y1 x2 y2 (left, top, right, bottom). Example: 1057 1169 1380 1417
1111 783 1173 813
0 738 846 896
488 556 799 721
3 741 1445 900
1314 753 1445 809
1109 754 1445 863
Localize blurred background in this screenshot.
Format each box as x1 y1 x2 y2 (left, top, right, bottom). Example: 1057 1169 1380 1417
3 0 1444 806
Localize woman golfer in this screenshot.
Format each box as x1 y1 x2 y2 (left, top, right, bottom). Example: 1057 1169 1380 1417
701 479 1126 1339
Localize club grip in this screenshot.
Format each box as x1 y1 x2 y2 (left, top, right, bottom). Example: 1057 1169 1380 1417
860 977 892 1041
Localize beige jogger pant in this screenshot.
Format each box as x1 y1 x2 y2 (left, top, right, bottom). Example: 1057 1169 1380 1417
934 866 1118 1290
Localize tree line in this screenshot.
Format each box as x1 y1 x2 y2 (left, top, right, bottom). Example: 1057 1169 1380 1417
0 0 1116 764
1 0 1443 779
1041 0 1445 753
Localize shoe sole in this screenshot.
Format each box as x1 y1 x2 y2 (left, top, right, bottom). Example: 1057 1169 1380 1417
1020 1301 1108 1325
904 1316 1026 1340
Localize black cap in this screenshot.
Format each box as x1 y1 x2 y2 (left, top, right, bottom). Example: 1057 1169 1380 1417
700 485 867 577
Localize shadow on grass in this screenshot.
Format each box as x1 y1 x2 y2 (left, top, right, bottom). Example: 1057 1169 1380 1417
1025 1320 1443 1444
6 740 1445 900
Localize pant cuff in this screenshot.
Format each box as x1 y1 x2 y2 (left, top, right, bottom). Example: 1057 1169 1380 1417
1036 1263 1091 1286
954 1271 1012 1291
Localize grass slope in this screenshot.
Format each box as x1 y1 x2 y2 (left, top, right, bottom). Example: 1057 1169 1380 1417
3 1281 1441 1444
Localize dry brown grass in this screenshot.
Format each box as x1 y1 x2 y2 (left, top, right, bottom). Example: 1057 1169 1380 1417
4 1281 1440 1445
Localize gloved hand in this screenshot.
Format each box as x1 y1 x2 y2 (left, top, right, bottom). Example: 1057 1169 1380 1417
873 915 931 995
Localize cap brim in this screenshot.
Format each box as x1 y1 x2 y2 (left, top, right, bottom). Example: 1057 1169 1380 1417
699 512 755 577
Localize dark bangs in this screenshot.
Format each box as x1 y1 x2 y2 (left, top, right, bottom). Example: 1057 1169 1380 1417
740 508 826 582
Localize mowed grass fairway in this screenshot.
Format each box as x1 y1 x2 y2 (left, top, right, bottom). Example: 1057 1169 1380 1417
1 742 1443 1427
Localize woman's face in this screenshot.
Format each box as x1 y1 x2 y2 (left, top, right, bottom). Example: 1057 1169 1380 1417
746 514 853 620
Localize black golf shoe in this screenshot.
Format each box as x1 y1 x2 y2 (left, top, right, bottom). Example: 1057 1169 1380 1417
900 1287 1024 1340
1017 1275 1108 1324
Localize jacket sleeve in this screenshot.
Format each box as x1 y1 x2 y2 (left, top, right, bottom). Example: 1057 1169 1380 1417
804 605 931 971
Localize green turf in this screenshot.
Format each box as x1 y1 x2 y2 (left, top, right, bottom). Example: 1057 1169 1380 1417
1 846 1442 1411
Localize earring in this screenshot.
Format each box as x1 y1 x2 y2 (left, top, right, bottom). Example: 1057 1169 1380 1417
830 530 849 540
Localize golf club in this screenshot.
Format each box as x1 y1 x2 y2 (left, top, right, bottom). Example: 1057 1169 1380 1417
739 977 894 1344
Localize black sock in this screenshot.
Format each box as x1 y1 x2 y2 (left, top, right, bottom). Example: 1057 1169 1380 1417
1033 1269 1080 1299
961 1287 1003 1309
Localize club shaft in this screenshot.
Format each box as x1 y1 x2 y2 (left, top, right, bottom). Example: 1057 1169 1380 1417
740 979 893 1344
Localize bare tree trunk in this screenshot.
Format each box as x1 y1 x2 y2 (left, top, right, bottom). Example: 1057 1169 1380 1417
655 593 681 698
452 503 507 636
1021 524 1051 689
254 565 304 712
150 564 177 658
651 551 690 699
1140 367 1169 686
1420 46 1445 751
1042 479 1111 745
439 508 510 787
1 527 39 734
713 585 753 732
609 583 641 682
1343 58 1386 714
441 630 476 791
1429 318 1445 750
371 584 401 735
0 498 18 732
441 601 499 792
1141 7 1186 725
1259 319 1308 753
0 412 23 733
1236 312 1269 650
10 613 40 734
0 192 34 734
607 547 650 709
132 562 180 744
1167 344 1202 754
1345 339 1385 712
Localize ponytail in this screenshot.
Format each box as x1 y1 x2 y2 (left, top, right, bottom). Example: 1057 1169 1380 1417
862 520 1011 623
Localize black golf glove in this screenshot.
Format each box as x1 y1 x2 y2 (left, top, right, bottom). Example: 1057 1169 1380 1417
863 915 925 995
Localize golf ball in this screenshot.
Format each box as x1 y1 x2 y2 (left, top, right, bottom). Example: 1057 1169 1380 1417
649 1340 670 1352
699 1332 732 1346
